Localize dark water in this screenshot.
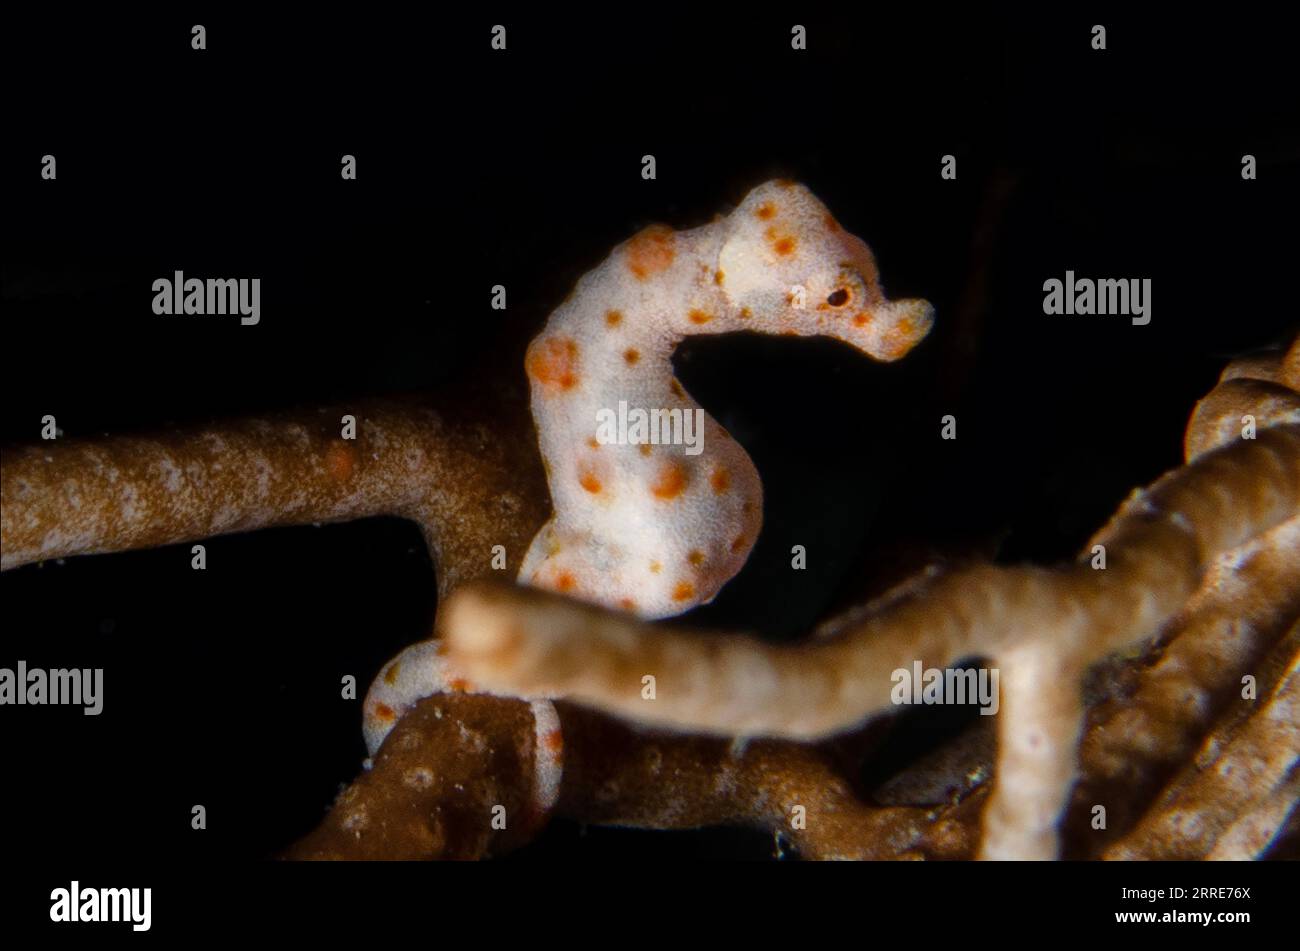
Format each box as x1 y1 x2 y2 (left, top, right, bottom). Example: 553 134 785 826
2 10 1296 865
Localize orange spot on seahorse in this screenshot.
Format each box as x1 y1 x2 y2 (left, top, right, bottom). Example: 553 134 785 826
650 461 688 500
710 466 731 493
672 580 696 602
373 703 396 722
605 309 623 327
625 225 676 280
688 309 713 324
526 337 581 392
765 226 796 256
756 202 776 220
383 664 400 685
579 470 603 494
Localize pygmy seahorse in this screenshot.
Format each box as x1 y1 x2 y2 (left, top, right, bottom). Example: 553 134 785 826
520 180 934 618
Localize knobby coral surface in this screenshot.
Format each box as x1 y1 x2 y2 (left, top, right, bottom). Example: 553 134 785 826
1 371 548 600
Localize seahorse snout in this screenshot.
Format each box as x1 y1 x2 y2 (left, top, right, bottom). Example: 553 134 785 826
864 297 935 361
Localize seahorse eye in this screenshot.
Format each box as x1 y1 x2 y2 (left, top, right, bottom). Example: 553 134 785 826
826 288 850 307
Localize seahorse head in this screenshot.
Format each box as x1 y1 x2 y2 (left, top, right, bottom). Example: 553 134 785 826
717 180 934 361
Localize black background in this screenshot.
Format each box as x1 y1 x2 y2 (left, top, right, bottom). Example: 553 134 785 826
2 7 1297 873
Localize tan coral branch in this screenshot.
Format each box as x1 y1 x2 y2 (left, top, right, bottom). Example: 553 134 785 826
1063 516 1300 855
554 708 897 860
440 400 1299 860
443 427 1300 738
295 690 936 862
286 691 555 860
1104 634 1298 860
1204 763 1300 860
1 387 548 597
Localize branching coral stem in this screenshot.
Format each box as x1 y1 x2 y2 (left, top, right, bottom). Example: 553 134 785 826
444 427 1300 740
1 391 548 597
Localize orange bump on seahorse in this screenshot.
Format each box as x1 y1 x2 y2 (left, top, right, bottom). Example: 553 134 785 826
521 180 934 618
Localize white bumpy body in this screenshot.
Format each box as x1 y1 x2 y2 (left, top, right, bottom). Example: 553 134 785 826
519 180 934 618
